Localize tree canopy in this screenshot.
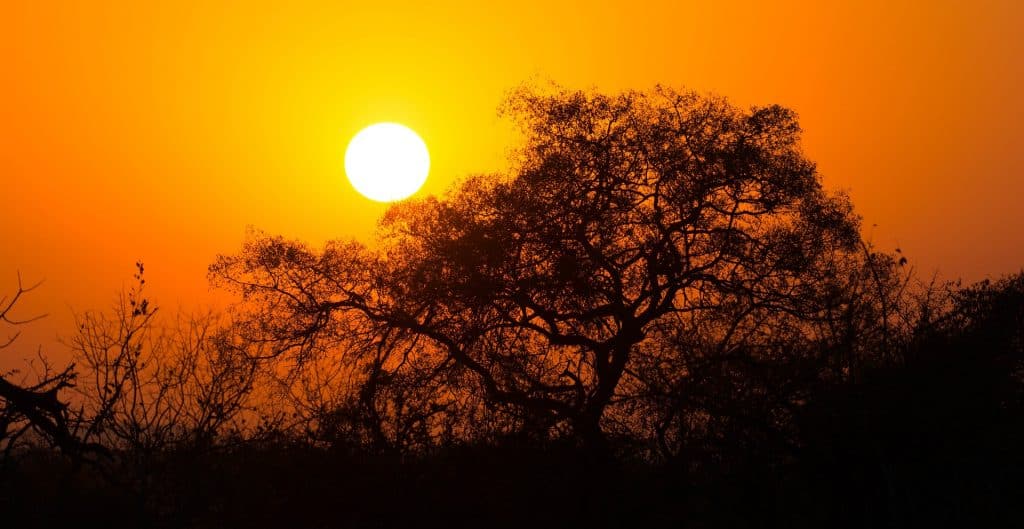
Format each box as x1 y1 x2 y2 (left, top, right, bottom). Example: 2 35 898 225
209 85 864 454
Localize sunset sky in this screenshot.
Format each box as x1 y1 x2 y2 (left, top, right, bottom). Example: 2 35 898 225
2 1 1022 358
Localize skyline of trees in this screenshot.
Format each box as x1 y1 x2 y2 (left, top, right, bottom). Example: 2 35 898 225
1 84 1022 528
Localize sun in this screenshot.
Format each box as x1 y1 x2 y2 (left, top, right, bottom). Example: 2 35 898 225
344 123 430 202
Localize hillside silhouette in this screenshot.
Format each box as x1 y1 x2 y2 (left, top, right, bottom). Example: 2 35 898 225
2 85 1022 528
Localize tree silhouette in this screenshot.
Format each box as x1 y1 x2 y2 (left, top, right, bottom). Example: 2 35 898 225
0 274 100 462
70 263 261 454
211 85 862 454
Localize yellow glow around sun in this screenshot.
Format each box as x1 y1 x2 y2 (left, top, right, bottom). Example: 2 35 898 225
344 123 430 202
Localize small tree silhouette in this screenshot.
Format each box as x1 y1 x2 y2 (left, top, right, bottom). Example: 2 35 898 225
0 273 92 461
71 263 261 454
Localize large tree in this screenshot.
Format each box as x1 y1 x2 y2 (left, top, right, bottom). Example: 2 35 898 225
211 85 861 453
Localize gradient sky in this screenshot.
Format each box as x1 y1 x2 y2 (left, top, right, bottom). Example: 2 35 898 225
1 1 1022 360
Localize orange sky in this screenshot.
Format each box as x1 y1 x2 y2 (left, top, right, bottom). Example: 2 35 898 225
2 1 1022 360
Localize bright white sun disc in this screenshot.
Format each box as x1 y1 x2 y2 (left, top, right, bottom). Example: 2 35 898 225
344 123 430 202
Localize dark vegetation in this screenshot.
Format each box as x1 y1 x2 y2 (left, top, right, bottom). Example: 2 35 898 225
2 85 1022 528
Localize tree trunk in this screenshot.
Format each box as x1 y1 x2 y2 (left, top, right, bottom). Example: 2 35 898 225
575 412 610 459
